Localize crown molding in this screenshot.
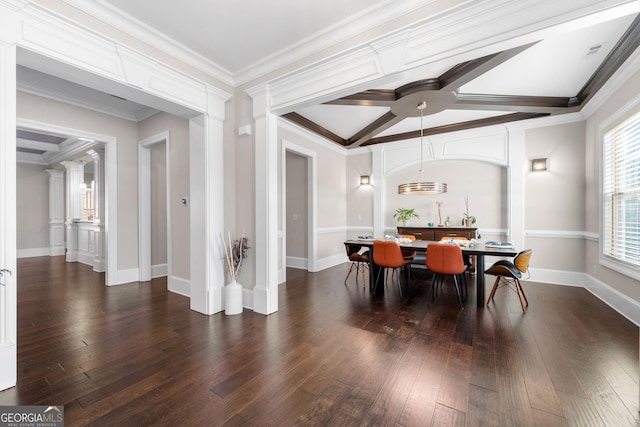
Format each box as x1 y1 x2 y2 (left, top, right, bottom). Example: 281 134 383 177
61 0 234 86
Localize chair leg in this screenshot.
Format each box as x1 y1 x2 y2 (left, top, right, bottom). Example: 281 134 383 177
452 275 464 309
360 262 367 288
428 272 438 302
515 279 528 313
460 273 468 301
486 276 501 305
394 268 403 299
374 267 383 295
344 262 355 285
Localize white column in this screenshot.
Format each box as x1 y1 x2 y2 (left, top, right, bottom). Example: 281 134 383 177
506 128 526 249
246 84 279 315
189 86 230 315
371 146 385 236
88 148 105 272
61 160 84 262
0 25 18 390
46 169 65 256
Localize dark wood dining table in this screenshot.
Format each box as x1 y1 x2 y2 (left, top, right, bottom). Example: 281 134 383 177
344 239 518 307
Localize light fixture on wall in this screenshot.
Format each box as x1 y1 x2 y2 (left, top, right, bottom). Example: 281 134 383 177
531 158 547 171
360 175 370 185
398 102 447 195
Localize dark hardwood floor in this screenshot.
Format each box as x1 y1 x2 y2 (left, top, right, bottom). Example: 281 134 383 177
0 256 638 426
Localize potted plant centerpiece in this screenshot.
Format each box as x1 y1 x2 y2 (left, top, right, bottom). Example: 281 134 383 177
461 196 476 227
394 208 419 226
222 233 249 315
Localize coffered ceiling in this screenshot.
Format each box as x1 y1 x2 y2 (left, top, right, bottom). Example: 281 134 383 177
16 1 640 157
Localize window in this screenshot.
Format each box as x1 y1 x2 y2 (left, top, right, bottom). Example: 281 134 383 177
82 181 95 221
602 109 640 270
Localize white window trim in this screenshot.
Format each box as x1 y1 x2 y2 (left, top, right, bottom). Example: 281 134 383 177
599 95 640 281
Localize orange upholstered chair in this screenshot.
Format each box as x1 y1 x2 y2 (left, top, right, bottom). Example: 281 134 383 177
485 249 532 312
344 243 369 287
372 240 411 299
426 243 467 308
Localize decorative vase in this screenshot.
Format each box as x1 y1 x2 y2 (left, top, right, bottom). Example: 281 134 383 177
225 279 243 315
465 218 473 227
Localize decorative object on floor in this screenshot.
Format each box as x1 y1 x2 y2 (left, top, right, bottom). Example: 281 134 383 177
461 195 476 227
398 102 447 195
393 208 419 226
222 232 249 315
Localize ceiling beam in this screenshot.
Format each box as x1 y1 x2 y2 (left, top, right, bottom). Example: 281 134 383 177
438 42 538 91
362 112 549 146
453 93 578 113
281 112 347 145
346 112 403 147
323 89 396 107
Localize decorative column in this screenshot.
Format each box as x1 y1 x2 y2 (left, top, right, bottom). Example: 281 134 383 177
46 169 65 256
88 148 105 272
0 19 18 391
371 146 385 236
506 127 526 250
246 84 279 315
61 160 84 262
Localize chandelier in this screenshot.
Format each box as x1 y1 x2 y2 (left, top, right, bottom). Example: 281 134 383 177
398 102 447 195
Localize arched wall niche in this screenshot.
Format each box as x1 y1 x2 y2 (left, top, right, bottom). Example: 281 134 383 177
384 159 507 236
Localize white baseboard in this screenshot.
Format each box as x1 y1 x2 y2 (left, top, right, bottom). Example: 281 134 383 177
107 268 138 286
584 274 640 327
530 267 640 327
17 247 49 258
168 275 190 297
49 247 65 256
152 263 168 278
286 256 307 269
314 254 348 272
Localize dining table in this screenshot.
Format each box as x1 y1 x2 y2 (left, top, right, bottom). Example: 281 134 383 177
344 238 518 307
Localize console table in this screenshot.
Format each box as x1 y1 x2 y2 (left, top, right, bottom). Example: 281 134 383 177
397 226 477 241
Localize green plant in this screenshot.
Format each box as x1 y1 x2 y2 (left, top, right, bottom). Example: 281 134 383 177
393 208 419 223
461 196 476 225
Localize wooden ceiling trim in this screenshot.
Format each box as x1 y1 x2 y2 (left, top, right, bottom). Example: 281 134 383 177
438 42 538 90
454 93 574 111
346 111 402 147
281 112 347 146
362 112 549 146
324 89 396 106
394 79 441 98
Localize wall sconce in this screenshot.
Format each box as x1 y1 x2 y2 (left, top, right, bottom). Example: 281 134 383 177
79 182 87 194
360 175 371 185
531 158 547 171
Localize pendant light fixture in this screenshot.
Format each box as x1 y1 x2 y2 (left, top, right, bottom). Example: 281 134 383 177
398 102 447 195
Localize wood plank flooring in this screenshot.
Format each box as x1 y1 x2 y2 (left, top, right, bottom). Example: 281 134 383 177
0 256 637 426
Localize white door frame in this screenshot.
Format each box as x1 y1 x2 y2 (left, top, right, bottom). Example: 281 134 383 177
0 42 17 391
16 118 116 283
281 140 317 279
138 131 171 283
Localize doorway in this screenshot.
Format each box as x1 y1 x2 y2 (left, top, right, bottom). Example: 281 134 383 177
282 141 317 282
138 132 170 283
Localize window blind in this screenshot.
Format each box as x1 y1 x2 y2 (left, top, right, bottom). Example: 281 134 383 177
603 110 640 267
